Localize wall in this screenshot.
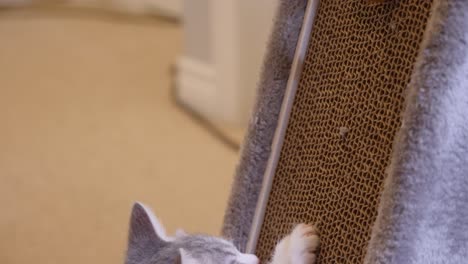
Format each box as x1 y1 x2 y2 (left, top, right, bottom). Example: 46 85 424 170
176 0 279 126
238 0 279 123
182 0 212 63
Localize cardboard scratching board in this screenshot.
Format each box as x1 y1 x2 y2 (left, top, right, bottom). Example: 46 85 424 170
223 0 468 263
254 1 432 263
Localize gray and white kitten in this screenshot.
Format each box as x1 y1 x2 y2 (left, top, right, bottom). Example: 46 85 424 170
125 202 320 264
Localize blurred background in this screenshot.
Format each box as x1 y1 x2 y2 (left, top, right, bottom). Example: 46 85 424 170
0 0 278 263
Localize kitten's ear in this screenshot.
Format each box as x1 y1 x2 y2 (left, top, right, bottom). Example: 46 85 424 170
126 202 168 264
178 248 199 264
126 202 169 254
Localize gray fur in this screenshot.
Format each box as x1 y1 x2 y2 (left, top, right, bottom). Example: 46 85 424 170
128 235 240 264
221 0 308 251
125 203 250 264
364 0 468 263
126 203 169 264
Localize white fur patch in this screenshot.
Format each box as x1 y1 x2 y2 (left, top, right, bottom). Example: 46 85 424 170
179 248 200 264
237 253 259 264
270 224 320 264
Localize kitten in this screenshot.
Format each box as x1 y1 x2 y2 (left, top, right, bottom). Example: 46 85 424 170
125 202 320 264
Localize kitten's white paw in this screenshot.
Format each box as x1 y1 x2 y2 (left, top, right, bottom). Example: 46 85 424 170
271 224 320 264
289 224 320 264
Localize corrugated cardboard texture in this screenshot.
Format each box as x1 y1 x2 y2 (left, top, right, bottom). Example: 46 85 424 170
255 1 432 263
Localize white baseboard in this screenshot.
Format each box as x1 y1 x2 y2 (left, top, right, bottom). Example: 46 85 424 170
104 0 182 17
175 57 218 121
0 0 182 18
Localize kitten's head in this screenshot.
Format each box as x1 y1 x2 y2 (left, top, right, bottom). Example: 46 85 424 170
125 202 259 264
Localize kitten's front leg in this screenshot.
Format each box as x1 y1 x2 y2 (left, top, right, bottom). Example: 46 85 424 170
270 224 320 264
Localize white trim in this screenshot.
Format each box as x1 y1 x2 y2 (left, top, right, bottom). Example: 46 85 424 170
175 57 217 120
176 0 242 125
246 0 320 254
178 0 279 125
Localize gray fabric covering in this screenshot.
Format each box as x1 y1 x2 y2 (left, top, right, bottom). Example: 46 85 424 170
221 0 307 251
365 0 468 263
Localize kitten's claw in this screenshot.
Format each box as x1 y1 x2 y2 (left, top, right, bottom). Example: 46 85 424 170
290 224 320 264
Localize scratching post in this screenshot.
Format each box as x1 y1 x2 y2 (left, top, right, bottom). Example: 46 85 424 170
223 0 468 263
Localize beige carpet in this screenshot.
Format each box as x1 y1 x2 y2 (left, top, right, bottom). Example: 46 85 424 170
0 8 240 264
